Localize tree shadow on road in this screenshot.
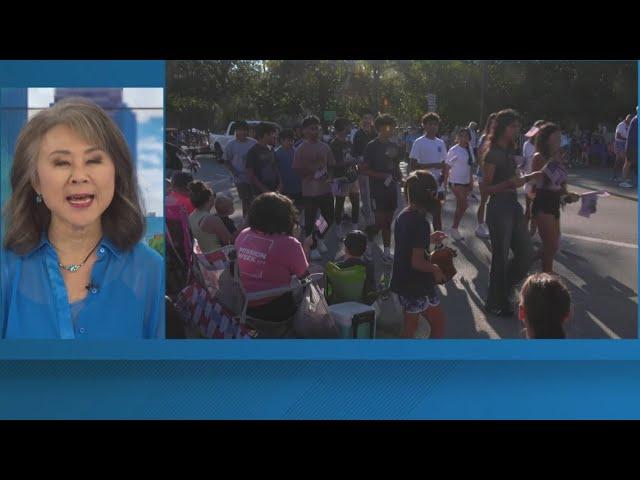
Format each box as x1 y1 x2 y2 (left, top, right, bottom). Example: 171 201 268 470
444 241 520 339
553 258 637 338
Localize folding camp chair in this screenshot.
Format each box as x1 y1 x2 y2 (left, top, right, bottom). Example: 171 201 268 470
325 262 367 305
324 262 375 339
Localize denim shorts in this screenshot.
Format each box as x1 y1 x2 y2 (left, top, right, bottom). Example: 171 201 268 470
398 291 440 314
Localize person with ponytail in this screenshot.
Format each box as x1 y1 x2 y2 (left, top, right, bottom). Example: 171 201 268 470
446 128 475 240
474 112 497 238
481 109 543 317
519 273 570 338
187 180 238 253
530 122 580 273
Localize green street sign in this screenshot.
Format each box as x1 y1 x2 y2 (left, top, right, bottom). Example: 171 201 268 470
324 110 337 121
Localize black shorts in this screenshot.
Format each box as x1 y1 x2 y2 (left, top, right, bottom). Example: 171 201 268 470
532 189 561 219
370 184 397 213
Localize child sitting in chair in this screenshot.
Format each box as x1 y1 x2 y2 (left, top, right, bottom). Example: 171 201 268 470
332 230 377 305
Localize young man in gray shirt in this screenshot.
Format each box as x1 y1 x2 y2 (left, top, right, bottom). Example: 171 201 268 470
223 120 257 217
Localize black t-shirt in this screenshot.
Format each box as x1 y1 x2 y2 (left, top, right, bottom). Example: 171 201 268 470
390 208 436 299
246 143 279 193
484 145 517 200
330 138 354 178
363 138 402 197
353 128 378 157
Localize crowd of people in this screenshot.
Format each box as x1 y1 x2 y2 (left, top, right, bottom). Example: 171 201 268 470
167 106 638 339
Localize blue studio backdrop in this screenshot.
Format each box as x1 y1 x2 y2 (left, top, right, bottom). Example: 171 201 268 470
0 60 638 419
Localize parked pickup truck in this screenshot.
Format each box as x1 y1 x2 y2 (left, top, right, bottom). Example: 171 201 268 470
208 120 281 160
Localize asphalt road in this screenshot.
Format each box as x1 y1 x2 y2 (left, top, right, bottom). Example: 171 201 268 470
191 154 637 339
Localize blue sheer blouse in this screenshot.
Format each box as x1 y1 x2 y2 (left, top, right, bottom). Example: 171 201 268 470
1 235 164 339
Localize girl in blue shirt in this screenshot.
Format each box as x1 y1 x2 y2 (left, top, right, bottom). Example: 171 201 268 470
1 97 164 339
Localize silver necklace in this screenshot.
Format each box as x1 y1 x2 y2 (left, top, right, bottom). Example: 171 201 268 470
57 240 101 273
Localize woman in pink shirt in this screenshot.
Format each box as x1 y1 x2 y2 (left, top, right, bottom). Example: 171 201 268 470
235 192 313 323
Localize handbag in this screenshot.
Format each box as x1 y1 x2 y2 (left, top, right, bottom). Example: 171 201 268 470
293 281 340 338
429 246 457 284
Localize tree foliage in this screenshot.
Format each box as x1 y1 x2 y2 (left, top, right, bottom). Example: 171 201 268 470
166 60 637 132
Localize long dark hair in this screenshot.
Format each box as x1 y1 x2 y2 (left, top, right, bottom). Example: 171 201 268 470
482 112 497 136
481 109 521 161
405 170 439 213
534 122 561 160
520 273 570 339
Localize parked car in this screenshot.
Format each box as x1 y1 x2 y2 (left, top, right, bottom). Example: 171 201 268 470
209 120 282 161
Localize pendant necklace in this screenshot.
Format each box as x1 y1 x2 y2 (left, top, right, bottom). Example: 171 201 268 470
57 240 101 273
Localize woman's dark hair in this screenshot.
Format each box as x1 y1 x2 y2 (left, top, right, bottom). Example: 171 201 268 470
344 230 368 257
374 114 397 130
457 128 471 141
535 122 561 160
256 122 277 139
405 170 439 213
421 112 441 125
520 273 570 339
4 97 145 254
481 109 521 161
482 112 497 135
188 180 214 209
248 192 298 236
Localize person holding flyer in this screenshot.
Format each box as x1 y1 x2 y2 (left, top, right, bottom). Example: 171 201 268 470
530 123 580 273
292 115 336 261
446 128 475 240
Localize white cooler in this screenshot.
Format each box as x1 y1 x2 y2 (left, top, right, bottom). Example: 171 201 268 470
328 302 376 339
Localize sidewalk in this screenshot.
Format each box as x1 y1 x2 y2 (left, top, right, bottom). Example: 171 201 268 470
567 166 637 201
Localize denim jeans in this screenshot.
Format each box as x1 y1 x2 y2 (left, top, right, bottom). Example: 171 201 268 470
485 195 534 310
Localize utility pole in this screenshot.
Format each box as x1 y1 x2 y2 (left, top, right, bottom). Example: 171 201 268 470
480 61 488 124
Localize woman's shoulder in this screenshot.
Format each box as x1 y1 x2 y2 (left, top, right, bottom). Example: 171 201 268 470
126 241 164 271
1 247 22 273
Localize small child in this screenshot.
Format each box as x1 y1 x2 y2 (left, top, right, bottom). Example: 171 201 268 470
519 273 570 339
389 170 448 338
214 195 237 237
335 230 376 304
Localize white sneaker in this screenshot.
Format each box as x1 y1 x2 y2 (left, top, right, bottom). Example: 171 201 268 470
317 239 328 254
310 249 322 261
619 181 634 188
475 223 490 238
450 228 463 241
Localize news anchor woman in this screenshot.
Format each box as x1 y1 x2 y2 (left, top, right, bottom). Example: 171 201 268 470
1 98 164 339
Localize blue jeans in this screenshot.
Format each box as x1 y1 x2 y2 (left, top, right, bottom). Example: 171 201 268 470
485 196 534 310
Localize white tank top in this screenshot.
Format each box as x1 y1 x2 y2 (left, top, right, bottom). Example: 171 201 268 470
188 210 222 253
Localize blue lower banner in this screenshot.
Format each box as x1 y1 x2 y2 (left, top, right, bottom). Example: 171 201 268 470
0 360 638 419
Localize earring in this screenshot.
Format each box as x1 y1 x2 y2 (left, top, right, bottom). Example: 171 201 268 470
35 193 42 204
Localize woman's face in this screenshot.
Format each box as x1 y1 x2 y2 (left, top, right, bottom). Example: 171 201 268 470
34 124 116 231
458 131 470 147
503 120 521 143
